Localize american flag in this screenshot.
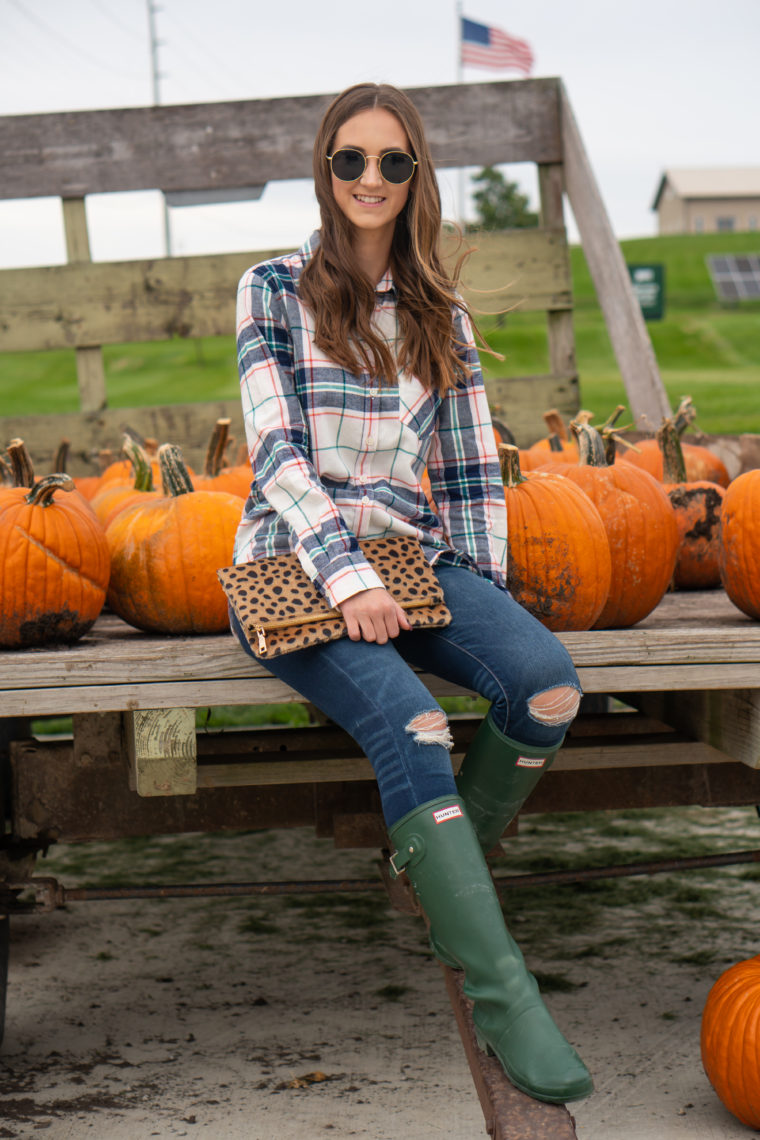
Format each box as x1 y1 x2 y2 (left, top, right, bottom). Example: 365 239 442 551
460 17 534 75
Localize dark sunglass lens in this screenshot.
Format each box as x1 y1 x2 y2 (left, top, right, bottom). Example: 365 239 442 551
331 149 365 181
380 152 414 184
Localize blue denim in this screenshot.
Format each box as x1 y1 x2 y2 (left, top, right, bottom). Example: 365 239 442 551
231 563 581 827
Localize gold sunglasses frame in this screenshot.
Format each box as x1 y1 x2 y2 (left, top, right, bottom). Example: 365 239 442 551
326 147 418 186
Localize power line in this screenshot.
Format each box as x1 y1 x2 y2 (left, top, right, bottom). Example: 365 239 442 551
7 0 144 80
85 0 145 43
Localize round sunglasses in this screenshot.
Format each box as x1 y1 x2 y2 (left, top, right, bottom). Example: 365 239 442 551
326 147 417 186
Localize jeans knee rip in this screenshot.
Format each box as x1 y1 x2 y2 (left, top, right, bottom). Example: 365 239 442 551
527 686 581 727
405 710 454 750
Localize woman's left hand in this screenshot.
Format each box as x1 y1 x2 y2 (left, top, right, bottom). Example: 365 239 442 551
339 588 412 644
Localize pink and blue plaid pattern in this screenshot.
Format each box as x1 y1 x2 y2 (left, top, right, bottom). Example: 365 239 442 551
233 232 508 607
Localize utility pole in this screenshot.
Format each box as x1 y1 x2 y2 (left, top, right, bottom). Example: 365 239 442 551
455 0 467 227
146 0 172 256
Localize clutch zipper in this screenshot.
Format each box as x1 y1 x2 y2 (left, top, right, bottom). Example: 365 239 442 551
253 596 440 656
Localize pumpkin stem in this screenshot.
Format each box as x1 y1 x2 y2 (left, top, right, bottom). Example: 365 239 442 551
657 419 687 483
158 443 195 497
547 433 564 453
54 438 70 473
121 434 155 492
542 408 567 441
673 396 697 436
235 441 249 467
498 443 527 487
0 454 12 486
203 418 232 478
24 473 75 507
571 421 608 467
7 439 36 488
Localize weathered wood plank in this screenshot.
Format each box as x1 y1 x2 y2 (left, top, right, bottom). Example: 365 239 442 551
0 251 272 352
0 80 562 200
630 691 760 770
0 592 758 694
61 196 107 412
195 738 733 789
0 400 245 475
485 374 580 445
558 83 670 428
1 230 567 356
449 227 572 313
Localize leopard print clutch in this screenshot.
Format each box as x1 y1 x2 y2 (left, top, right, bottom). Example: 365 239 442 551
218 535 451 659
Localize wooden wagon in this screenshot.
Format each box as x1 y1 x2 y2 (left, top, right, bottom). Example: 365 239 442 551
2 78 760 1139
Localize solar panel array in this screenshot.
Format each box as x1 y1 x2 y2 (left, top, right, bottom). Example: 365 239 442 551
707 253 760 301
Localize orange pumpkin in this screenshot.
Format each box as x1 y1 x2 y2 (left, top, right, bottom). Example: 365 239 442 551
620 438 730 487
555 423 679 629
192 418 251 499
106 443 243 634
0 439 110 648
701 955 760 1127
527 408 579 465
658 419 725 589
719 468 760 619
90 435 160 530
499 444 611 631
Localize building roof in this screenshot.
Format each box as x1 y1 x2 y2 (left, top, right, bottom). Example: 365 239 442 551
652 168 760 211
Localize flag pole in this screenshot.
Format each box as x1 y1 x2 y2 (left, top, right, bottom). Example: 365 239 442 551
456 1 465 226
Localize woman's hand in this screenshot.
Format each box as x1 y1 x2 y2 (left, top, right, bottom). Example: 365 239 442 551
339 588 412 644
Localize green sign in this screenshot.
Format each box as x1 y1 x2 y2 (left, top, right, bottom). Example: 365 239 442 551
627 263 665 320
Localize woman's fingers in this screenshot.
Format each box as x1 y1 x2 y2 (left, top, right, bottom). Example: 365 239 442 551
339 588 409 644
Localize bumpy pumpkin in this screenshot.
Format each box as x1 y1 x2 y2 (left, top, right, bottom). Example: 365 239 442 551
0 439 110 648
701 954 760 1127
719 468 760 619
499 444 611 631
557 423 679 629
658 419 725 589
106 443 243 633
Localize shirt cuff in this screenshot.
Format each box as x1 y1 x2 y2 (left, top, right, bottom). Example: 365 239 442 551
322 563 386 608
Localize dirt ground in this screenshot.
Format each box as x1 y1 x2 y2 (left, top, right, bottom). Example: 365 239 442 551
2 804 760 1140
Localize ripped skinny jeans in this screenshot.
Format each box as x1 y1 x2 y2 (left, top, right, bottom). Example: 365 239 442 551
231 562 582 828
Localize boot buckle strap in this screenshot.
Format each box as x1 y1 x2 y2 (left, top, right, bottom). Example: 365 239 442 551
389 842 417 878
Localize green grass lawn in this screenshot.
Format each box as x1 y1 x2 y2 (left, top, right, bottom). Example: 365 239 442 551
2 231 759 433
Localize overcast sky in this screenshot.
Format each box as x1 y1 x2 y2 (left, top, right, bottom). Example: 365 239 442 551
1 0 758 267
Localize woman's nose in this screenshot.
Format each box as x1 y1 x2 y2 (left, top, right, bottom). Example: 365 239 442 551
360 157 383 187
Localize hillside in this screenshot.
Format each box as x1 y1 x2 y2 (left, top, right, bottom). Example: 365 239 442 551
480 231 760 434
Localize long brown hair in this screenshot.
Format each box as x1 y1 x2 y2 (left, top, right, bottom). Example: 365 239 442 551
299 83 471 394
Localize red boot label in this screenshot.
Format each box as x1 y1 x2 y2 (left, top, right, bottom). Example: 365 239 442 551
516 755 546 768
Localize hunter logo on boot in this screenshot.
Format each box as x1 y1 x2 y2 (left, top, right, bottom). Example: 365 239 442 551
516 755 546 768
433 805 464 824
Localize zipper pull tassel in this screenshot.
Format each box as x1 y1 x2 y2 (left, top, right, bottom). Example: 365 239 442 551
255 627 267 655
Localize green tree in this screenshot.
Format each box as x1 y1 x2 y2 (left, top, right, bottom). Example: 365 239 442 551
468 166 538 230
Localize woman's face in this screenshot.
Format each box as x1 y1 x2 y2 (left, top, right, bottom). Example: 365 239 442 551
329 107 412 242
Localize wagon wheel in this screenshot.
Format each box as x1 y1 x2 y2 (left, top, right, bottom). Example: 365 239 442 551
0 914 8 1047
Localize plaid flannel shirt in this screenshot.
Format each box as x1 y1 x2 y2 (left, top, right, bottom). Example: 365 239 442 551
233 231 508 608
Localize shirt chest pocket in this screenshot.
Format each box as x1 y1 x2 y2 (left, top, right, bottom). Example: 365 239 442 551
398 376 441 460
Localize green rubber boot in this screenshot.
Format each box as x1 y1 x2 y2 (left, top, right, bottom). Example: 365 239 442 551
389 795 593 1104
457 713 562 855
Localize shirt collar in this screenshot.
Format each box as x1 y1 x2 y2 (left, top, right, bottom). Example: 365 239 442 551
300 230 397 298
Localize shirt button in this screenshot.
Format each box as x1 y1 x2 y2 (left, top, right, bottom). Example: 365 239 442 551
366 435 376 447
369 388 379 397
362 495 370 505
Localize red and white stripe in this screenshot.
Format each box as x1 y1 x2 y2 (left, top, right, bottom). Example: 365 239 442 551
461 28 534 75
